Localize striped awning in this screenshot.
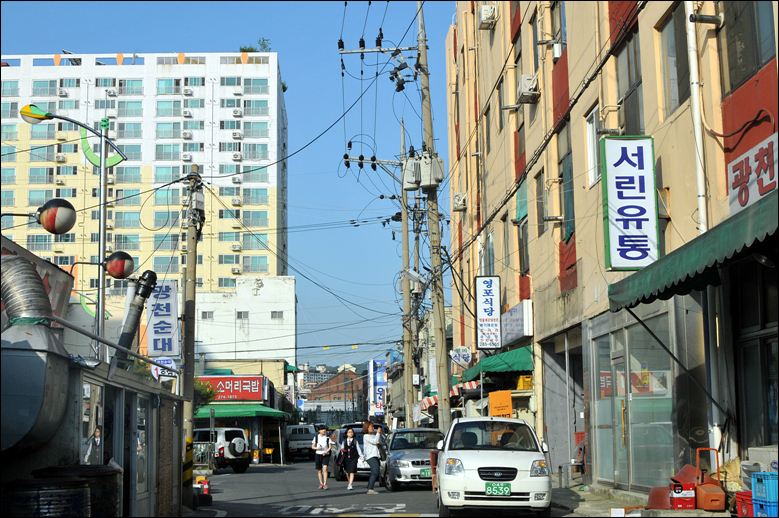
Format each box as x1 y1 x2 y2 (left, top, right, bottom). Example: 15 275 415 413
421 395 438 410
450 380 480 397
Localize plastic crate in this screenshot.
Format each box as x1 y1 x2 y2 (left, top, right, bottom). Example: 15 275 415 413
737 491 753 517
517 375 533 390
752 472 778 502
754 500 778 517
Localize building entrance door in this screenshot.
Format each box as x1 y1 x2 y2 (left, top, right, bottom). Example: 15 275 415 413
612 358 630 489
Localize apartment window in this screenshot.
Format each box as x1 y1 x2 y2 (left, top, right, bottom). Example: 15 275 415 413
219 232 241 241
271 311 283 319
220 120 241 130
92 120 115 133
115 234 140 251
184 99 204 108
154 211 180 227
484 106 492 155
220 98 241 108
517 216 530 274
219 209 240 220
183 143 203 152
30 124 55 140
116 188 141 206
243 210 268 227
1 124 18 140
156 100 181 117
219 187 240 197
58 100 78 110
1 145 16 162
220 76 242 85
59 78 79 88
244 121 268 138
180 254 203 266
552 1 567 50
156 122 180 139
29 167 54 184
185 77 205 86
51 255 76 267
586 105 602 186
183 120 205 130
201 311 214 320
246 56 269 64
90 278 112 289
536 171 547 237
218 165 239 176
1 216 13 230
117 144 141 161
718 1 776 94
1 190 14 206
498 81 505 133
118 79 142 95
115 211 140 228
57 121 78 131
1 80 19 96
243 188 268 205
96 78 116 87
155 144 180 160
218 278 236 288
243 233 268 250
157 78 181 94
90 232 112 243
155 189 180 206
26 234 52 251
117 166 141 183
154 166 181 183
218 254 240 265
91 187 114 198
558 123 575 241
243 165 268 183
219 142 241 152
156 57 177 65
616 29 644 135
502 216 511 268
244 78 269 94
154 234 179 251
244 144 268 160
243 99 268 115
182 56 205 65
1 168 15 184
1 102 19 119
56 188 77 198
659 3 690 117
117 122 142 139
32 101 56 114
236 311 249 319
32 80 57 96
93 100 116 110
118 101 143 117
531 12 540 72
91 210 113 220
55 166 77 178
153 256 179 274
56 143 78 154
243 255 268 273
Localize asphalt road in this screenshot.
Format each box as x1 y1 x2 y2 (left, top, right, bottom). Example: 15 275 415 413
188 456 571 517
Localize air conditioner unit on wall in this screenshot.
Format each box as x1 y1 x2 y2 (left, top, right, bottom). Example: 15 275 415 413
55 154 66 163
182 198 190 206
106 222 113 229
58 88 68 97
55 178 65 185
553 43 563 62
183 87 193 95
231 197 242 206
232 152 243 161
232 131 243 139
478 4 496 30
182 153 192 161
231 267 241 274
453 193 467 212
232 108 243 117
106 88 117 96
105 244 113 252
181 244 188 252
231 244 242 251
231 176 242 184
182 130 193 139
106 177 114 184
182 109 193 117
516 74 541 104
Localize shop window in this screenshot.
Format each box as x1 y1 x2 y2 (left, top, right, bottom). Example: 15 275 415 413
81 382 104 465
717 1 776 95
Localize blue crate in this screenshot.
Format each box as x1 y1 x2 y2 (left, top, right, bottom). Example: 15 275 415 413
754 499 778 517
752 472 778 502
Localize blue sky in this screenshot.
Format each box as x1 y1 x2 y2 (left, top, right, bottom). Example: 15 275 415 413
1 1 455 366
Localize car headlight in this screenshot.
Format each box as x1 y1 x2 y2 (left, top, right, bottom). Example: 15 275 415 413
390 459 410 468
444 458 465 476
530 459 549 477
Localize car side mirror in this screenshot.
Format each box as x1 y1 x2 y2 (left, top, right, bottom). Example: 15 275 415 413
436 440 444 450
541 440 549 453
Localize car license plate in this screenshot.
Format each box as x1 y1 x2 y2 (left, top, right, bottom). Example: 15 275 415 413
420 468 432 478
485 482 511 496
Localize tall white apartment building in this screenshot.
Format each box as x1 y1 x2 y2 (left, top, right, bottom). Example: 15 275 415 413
1 52 288 296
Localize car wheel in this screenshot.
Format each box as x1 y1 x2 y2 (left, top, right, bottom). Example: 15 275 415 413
438 493 452 517
232 463 249 474
535 505 552 517
386 476 398 492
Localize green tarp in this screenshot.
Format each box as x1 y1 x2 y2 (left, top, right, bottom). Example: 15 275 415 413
195 403 288 420
203 368 233 375
609 191 778 312
462 346 533 383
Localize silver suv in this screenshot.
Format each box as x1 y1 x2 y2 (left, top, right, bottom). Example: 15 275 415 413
193 427 250 473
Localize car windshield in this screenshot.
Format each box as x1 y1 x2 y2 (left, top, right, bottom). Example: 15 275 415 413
391 431 444 450
448 422 538 451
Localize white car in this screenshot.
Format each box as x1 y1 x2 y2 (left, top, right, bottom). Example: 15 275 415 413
436 417 551 517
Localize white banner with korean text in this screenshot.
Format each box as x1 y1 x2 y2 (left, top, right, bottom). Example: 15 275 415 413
146 280 179 357
601 137 658 270
475 276 501 350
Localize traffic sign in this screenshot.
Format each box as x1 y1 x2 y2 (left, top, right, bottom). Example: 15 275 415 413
151 356 178 380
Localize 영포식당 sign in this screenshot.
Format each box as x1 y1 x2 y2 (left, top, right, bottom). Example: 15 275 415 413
475 276 501 350
600 136 658 270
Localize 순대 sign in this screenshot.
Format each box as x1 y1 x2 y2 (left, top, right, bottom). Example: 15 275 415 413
146 280 179 357
600 137 659 270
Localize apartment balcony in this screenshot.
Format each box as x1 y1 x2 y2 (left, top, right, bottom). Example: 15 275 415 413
156 86 182 95
118 86 144 95
1 87 19 96
244 107 269 116
244 85 269 94
29 175 55 184
243 218 269 227
116 130 142 138
156 130 181 139
116 173 142 183
243 195 269 205
244 129 269 138
155 151 180 160
156 108 182 117
1 131 18 140
118 109 143 117
32 87 58 96
244 152 269 160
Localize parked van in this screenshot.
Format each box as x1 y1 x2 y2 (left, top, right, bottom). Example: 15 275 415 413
283 424 317 459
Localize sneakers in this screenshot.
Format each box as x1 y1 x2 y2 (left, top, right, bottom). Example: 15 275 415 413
318 484 323 489
367 489 378 494
347 484 354 490
323 484 329 490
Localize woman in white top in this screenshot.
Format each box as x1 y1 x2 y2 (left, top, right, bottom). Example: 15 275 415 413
361 422 383 494
312 425 333 489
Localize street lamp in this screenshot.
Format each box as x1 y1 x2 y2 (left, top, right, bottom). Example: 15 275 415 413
21 104 128 360
2 198 77 235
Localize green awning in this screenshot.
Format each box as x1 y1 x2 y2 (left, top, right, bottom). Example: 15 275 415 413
195 403 288 420
609 191 778 312
203 368 233 375
285 364 299 372
462 346 533 383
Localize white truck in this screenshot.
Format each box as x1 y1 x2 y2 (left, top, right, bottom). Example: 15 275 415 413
283 424 317 459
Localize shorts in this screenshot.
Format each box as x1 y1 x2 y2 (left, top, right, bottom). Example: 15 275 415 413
315 453 330 470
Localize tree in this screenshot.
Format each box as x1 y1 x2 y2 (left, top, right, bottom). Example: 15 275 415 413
240 38 271 53
240 45 258 52
194 378 218 414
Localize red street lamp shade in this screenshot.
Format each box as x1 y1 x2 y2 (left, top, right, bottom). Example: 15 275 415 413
106 251 135 279
37 199 77 234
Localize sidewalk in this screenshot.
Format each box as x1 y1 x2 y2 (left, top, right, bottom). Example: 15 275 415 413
551 483 732 517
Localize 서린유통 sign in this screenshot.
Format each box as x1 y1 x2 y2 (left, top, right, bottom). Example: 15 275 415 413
600 136 658 270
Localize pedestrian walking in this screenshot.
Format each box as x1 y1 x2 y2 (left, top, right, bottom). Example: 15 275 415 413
339 427 362 490
361 422 383 494
312 425 333 489
83 426 102 465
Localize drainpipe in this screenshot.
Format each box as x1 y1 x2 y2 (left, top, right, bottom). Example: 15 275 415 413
685 1 721 456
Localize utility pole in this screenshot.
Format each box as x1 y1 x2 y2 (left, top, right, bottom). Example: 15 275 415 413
416 1 451 433
400 119 415 430
97 118 109 361
182 164 204 509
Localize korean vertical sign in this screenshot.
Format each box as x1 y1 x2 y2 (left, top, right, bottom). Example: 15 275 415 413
475 276 501 350
146 280 179 357
600 137 659 270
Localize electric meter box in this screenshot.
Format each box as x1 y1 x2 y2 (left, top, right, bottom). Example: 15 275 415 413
192 192 205 212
